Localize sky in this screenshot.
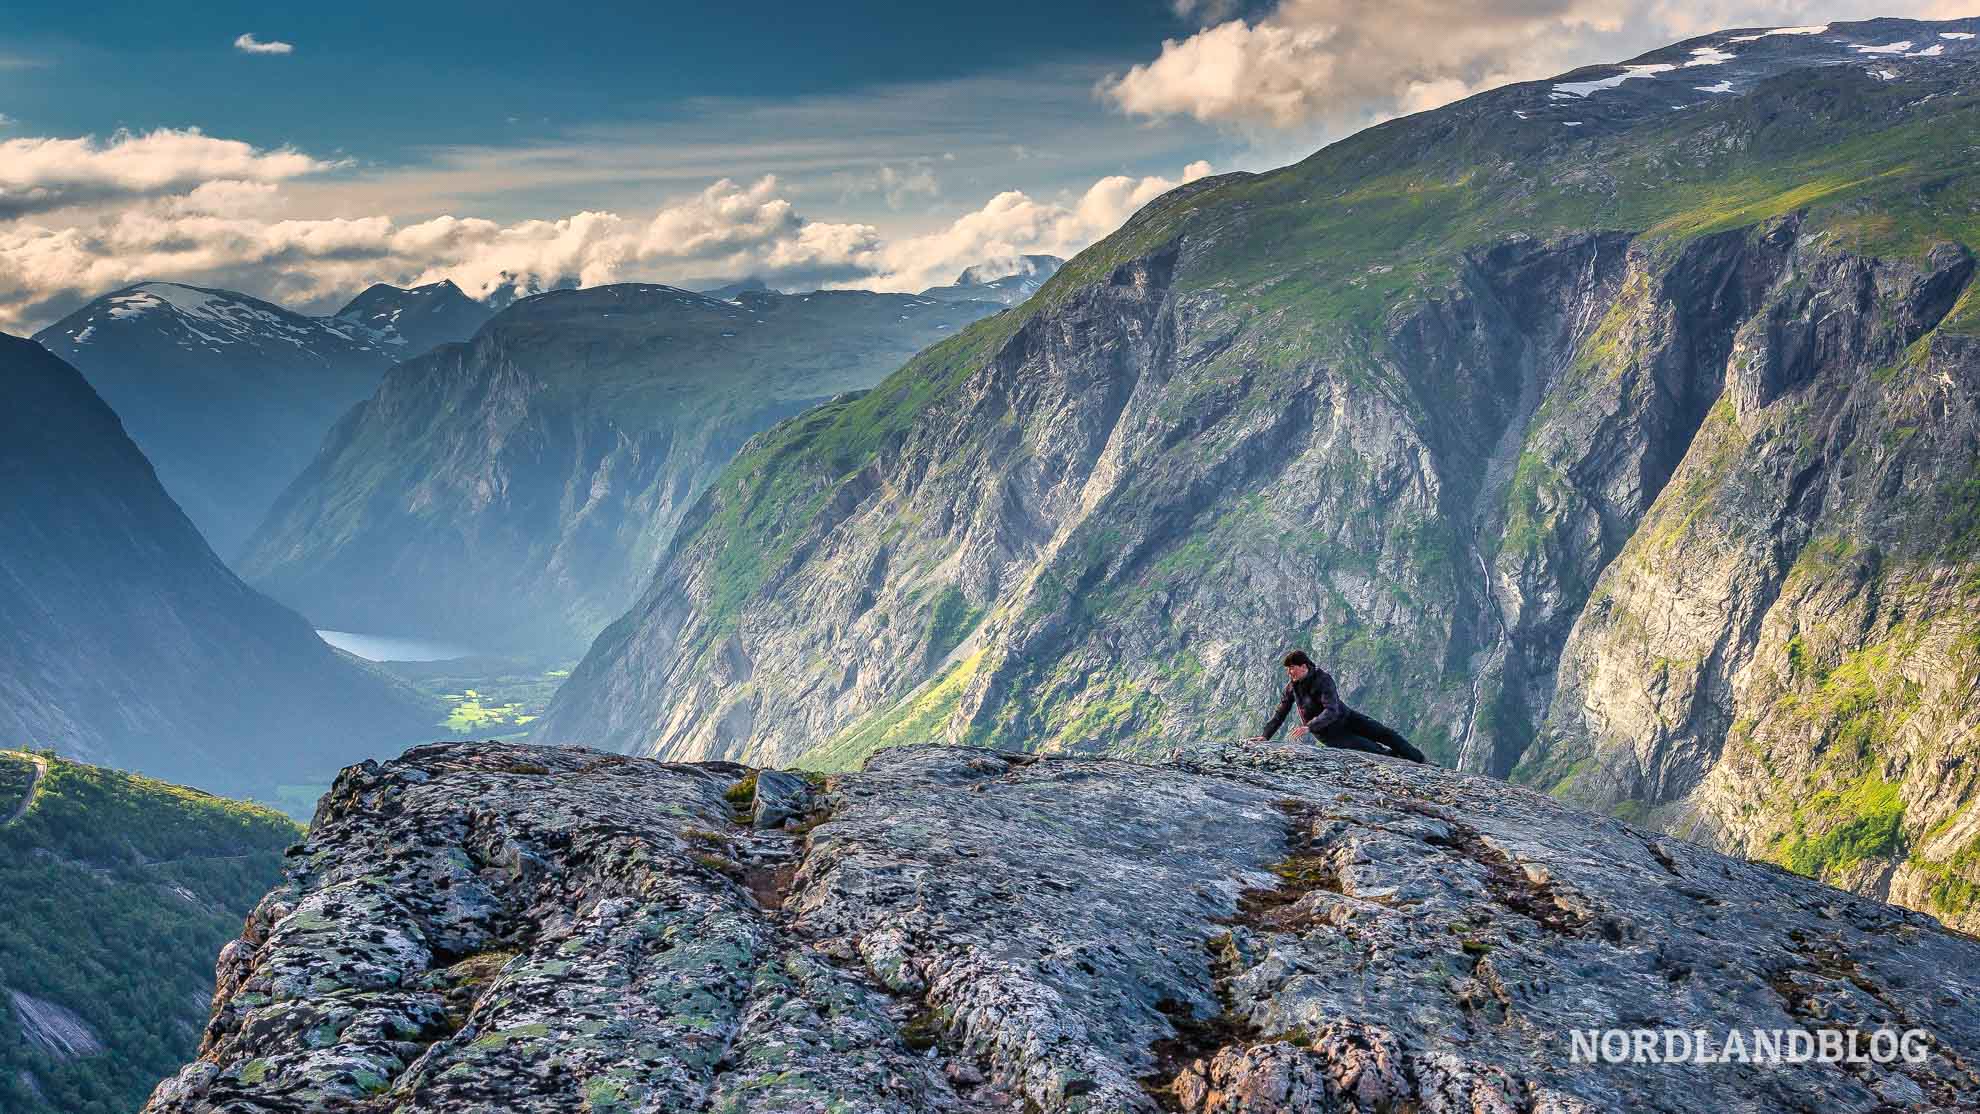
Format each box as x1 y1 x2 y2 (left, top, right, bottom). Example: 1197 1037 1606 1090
1 0 1973 331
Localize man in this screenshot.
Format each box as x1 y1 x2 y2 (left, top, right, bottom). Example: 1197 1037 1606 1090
1250 650 1429 763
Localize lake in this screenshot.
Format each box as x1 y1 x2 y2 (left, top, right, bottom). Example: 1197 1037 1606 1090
317 630 479 663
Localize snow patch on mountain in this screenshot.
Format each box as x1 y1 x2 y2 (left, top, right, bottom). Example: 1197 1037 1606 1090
1552 64 1675 98
1727 25 1827 43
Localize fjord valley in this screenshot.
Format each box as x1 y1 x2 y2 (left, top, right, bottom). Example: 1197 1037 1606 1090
539 16 1980 929
11 9 1980 1114
238 278 1039 657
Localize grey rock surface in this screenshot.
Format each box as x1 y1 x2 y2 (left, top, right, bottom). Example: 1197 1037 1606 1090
148 741 1980 1112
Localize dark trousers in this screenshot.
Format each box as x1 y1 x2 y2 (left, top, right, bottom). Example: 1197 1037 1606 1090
1318 710 1428 763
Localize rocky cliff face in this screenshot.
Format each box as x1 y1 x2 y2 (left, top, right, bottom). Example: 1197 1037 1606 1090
534 18 1980 926
239 284 1010 655
148 741 1980 1113
0 334 438 797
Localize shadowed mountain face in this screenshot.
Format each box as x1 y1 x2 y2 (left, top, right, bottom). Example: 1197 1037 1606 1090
0 334 438 797
333 279 496 360
238 283 1013 656
534 18 1980 927
33 283 403 559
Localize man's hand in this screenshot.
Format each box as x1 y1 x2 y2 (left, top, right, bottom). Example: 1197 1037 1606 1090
1291 724 1310 738
1245 735 1267 742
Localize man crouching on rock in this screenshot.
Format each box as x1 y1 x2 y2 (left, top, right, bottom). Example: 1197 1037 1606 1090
1250 650 1429 763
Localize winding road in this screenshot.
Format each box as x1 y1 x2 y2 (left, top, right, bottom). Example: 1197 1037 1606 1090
1 750 48 827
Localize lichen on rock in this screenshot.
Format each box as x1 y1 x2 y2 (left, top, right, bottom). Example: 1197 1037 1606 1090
145 740 1980 1113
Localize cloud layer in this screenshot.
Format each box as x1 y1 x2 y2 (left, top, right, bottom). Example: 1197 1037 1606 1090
0 124 1212 331
1103 1 1972 130
0 129 333 218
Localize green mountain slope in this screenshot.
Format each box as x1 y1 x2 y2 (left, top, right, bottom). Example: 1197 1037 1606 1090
535 17 1980 928
0 750 298 1114
239 284 1013 656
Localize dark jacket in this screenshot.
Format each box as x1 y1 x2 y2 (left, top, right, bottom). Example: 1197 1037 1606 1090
1263 668 1347 738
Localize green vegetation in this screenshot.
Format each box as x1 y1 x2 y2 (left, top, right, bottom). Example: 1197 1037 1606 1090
0 750 298 1114
1906 825 1980 919
1774 772 1907 880
441 689 537 733
799 647 989 771
925 587 984 662
384 659 576 740
680 318 1024 657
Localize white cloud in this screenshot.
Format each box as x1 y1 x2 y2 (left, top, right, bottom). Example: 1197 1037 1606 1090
0 122 1213 332
0 128 333 217
855 160 1214 292
233 33 294 56
1103 1 1969 131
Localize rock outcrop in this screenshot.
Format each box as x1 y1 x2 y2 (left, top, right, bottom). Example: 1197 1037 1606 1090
149 741 1980 1113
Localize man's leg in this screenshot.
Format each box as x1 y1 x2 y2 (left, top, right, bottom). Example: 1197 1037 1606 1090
1312 725 1389 755
1338 710 1428 763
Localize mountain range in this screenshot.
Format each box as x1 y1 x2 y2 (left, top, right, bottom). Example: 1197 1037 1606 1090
534 16 1980 928
238 282 1023 655
0 333 439 799
34 281 494 558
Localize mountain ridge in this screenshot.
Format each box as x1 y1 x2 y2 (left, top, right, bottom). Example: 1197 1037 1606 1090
0 751 295 1114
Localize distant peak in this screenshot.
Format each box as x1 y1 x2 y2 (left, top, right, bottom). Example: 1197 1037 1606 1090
954 254 1064 287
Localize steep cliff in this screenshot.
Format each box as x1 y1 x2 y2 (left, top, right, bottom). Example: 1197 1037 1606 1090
239 284 1009 655
148 741 1980 1113
0 333 439 797
534 18 1980 925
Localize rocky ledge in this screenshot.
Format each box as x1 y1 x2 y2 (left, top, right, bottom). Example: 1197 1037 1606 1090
147 742 1980 1113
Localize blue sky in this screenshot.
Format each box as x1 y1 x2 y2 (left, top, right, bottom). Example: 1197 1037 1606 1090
2 2 1225 222
0 1 1965 330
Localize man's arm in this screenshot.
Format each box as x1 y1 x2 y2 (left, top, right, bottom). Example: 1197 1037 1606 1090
1303 670 1345 733
1260 685 1294 739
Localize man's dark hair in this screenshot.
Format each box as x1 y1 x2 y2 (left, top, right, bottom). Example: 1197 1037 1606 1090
1282 650 1314 669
